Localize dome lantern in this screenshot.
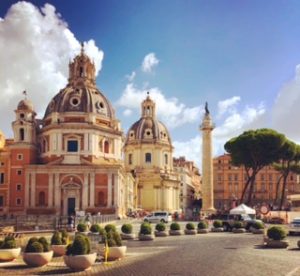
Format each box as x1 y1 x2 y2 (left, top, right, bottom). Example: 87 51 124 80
141 92 156 118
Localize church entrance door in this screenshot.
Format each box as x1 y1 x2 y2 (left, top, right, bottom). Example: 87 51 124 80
68 198 76 215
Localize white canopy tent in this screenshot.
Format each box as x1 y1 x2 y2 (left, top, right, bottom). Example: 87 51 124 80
229 204 256 215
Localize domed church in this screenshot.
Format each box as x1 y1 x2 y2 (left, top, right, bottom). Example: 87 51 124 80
0 45 135 217
124 94 180 212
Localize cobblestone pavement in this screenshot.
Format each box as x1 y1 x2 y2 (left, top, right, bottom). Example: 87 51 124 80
1 232 300 276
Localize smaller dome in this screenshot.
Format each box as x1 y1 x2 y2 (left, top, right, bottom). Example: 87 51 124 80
17 99 34 111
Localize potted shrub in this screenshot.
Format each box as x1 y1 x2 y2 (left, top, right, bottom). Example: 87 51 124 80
104 224 116 233
232 221 246 233
185 223 197 235
0 236 21 262
51 231 69 256
265 226 289 248
89 224 101 235
155 222 168 237
211 220 223 232
77 223 89 235
197 221 209 234
102 231 127 261
139 222 154 241
252 221 265 234
64 234 96 271
121 223 135 240
23 237 53 267
169 222 182 236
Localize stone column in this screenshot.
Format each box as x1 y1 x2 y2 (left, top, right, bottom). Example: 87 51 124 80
200 105 215 214
82 173 89 209
31 172 36 207
48 173 53 207
25 171 30 208
54 173 60 210
89 173 95 207
108 173 112 207
114 173 119 207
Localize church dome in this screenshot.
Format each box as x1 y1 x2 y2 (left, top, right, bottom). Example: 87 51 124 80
126 94 172 145
17 99 34 111
43 44 115 120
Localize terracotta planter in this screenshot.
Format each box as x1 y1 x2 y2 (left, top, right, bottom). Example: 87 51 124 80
138 234 155 241
169 230 182 236
154 231 168 237
51 244 67 257
197 229 209 234
184 229 197 235
120 233 135 240
265 239 289 248
232 228 246 233
64 253 97 271
211 227 224 232
101 246 127 261
23 251 53 267
0 247 21 262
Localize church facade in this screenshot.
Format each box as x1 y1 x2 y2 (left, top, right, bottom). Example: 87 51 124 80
0 46 135 217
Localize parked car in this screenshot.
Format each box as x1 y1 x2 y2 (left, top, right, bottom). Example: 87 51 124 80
143 211 172 223
268 217 285 224
288 217 300 235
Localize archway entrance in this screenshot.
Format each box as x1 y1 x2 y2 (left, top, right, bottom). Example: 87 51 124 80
62 177 82 215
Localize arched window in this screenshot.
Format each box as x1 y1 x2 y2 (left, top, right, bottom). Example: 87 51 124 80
79 67 83 77
164 154 168 165
104 141 109 154
98 191 106 206
145 153 151 163
19 128 25 141
38 191 46 206
42 139 47 153
129 154 133 165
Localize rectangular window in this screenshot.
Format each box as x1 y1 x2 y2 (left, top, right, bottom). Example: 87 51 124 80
145 153 151 163
17 184 22 191
228 174 232 181
16 198 21 205
129 154 132 165
67 140 78 152
0 173 4 184
17 170 22 176
269 174 273 181
234 174 238 181
0 196 3 207
261 174 265 181
17 154 23 160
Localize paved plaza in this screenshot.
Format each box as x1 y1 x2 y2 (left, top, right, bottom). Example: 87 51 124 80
1 222 300 276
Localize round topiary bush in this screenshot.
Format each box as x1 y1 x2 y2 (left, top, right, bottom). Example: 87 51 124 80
60 230 69 245
105 224 116 233
38 237 50 252
66 234 90 256
28 237 39 245
90 224 101 233
186 223 195 230
170 222 180 231
25 241 44 253
140 222 152 235
77 223 88 232
121 224 133 234
156 222 166 232
51 231 62 245
253 221 264 230
106 231 123 247
267 226 287 241
2 237 17 249
198 221 208 230
213 220 223 228
233 221 243 229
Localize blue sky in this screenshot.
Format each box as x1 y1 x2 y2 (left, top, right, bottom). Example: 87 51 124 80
1 0 300 167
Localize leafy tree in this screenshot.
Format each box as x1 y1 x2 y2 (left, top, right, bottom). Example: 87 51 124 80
224 128 286 205
273 141 300 210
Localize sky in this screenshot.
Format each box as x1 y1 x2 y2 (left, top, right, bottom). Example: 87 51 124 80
1 0 300 169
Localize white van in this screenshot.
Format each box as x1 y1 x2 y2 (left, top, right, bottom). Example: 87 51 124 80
143 211 172 223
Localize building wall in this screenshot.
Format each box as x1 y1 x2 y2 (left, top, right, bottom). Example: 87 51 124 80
213 154 300 210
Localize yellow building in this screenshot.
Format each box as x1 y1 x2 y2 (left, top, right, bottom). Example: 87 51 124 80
124 94 180 212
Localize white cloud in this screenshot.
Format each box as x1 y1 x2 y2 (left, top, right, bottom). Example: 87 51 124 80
117 83 202 128
272 65 300 140
0 2 104 136
174 97 266 168
217 96 240 117
126 71 136 82
123 109 133 117
142 53 159 73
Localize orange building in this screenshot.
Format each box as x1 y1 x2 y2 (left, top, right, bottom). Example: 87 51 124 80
213 154 300 210
0 46 135 217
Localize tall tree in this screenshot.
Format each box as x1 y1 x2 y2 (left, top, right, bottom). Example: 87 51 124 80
224 128 286 206
273 141 300 210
